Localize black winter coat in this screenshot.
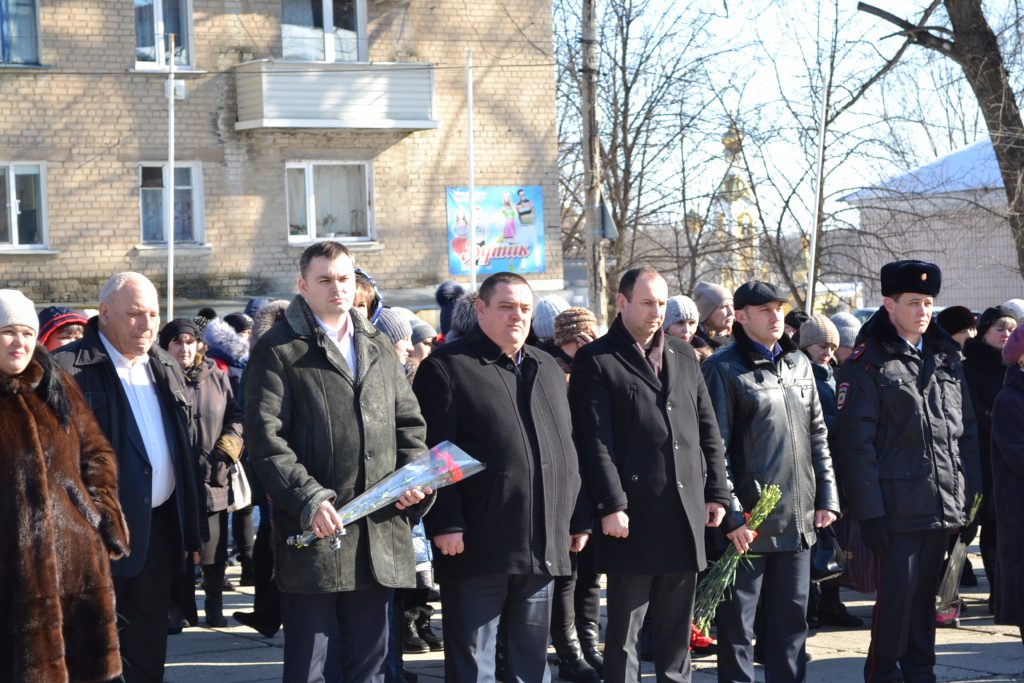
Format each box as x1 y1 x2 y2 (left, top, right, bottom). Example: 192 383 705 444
701 324 840 553
412 325 585 581
832 309 980 532
568 318 731 574
186 359 244 513
246 297 429 594
54 318 205 577
991 366 1024 627
963 337 1007 507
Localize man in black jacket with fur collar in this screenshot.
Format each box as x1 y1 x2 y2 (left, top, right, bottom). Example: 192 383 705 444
833 260 980 683
413 271 588 683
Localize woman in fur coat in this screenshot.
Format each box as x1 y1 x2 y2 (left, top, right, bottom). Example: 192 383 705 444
0 289 129 682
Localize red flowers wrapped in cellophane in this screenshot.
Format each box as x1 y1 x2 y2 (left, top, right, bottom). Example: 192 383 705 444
287 441 483 549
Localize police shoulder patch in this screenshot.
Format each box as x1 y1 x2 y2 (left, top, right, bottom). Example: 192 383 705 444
836 382 851 411
848 343 866 362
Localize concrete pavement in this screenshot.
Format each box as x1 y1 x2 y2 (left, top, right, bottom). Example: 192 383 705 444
167 550 1024 682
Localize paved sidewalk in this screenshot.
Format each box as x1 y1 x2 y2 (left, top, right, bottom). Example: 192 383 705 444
168 552 1024 682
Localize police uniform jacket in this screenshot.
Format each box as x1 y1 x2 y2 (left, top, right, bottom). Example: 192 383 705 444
832 308 981 532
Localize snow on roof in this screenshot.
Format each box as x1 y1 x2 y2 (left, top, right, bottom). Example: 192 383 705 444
842 139 1002 202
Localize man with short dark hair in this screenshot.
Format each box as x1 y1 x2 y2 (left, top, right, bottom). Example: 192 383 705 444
569 266 731 683
55 272 205 683
833 260 980 683
246 241 431 682
701 280 839 683
413 271 588 682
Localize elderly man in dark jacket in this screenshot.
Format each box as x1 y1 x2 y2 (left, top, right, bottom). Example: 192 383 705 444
245 242 430 683
569 266 731 683
702 280 840 683
412 271 588 683
55 272 205 683
833 261 980 683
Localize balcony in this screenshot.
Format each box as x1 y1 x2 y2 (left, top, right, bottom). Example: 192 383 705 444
235 60 438 131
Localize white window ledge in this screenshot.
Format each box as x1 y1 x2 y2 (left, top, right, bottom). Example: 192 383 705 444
288 239 383 253
128 68 208 78
0 247 59 255
0 63 51 71
132 242 213 252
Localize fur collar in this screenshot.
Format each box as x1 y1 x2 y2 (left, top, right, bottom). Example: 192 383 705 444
283 295 380 341
0 354 44 395
252 299 289 344
964 336 1005 367
0 351 72 429
860 307 959 357
203 318 250 365
729 320 799 368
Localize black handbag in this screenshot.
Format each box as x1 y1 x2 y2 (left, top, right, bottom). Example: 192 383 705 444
810 525 846 583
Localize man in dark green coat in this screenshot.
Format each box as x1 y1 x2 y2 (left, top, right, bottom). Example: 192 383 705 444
245 241 430 683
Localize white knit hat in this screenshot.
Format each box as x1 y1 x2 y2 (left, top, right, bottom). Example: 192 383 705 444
532 294 571 340
0 289 38 333
1002 298 1024 324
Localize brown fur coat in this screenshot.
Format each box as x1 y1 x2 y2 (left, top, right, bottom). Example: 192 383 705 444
0 351 129 682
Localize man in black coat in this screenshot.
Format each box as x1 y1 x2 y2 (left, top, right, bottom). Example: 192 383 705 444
701 280 840 683
55 272 205 683
833 260 980 683
569 267 731 683
412 271 588 683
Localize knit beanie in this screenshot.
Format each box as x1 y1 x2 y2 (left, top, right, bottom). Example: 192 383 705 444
554 307 599 347
1002 325 1024 365
830 312 862 349
374 307 411 345
1000 299 1024 324
532 294 571 341
158 318 199 350
435 281 466 336
799 314 840 350
193 315 211 338
693 282 731 323
223 312 254 334
0 290 39 333
410 319 438 346
38 306 88 346
975 305 1014 338
936 306 976 336
663 295 700 332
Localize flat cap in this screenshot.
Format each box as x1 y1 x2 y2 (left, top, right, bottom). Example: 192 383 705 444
734 280 787 309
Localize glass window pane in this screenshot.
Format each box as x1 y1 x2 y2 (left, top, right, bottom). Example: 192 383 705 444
173 188 194 241
286 167 308 236
142 188 164 242
332 0 357 62
313 165 366 238
174 167 192 187
282 0 325 61
135 0 157 63
163 0 190 66
5 0 39 65
0 169 10 244
14 167 42 245
141 166 163 188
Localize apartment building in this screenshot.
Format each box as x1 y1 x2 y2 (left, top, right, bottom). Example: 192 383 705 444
0 0 564 302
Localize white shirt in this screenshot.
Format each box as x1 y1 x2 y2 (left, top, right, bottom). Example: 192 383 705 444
313 311 357 379
99 331 176 507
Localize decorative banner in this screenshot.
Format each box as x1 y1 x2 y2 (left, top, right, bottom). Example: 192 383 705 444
446 185 546 275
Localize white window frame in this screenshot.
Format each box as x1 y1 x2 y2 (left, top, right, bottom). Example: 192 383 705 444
134 0 195 71
1 0 41 65
281 0 368 62
138 162 204 244
0 162 48 249
286 160 374 243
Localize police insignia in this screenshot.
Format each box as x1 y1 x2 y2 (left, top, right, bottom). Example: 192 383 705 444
836 382 850 410
848 343 866 361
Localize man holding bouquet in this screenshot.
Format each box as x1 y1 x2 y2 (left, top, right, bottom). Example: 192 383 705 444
701 280 840 683
245 241 432 683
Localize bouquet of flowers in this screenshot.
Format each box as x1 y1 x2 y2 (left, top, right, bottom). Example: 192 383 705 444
693 483 783 637
287 441 483 550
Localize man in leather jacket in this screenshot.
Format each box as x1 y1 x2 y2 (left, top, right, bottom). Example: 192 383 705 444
702 280 840 683
833 260 980 683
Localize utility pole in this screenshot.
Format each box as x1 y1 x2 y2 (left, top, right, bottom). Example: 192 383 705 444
166 32 176 321
581 0 607 326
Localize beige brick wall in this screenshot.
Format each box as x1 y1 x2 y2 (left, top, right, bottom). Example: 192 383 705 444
0 0 562 302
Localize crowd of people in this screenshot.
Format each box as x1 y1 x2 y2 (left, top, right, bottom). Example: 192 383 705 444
2 244 1023 683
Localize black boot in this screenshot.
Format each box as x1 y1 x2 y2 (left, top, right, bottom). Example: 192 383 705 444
415 606 444 651
202 564 228 627
240 556 256 587
577 619 603 675
403 608 430 654
233 610 280 638
551 626 601 683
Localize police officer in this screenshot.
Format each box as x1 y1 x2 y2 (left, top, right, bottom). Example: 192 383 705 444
833 260 980 683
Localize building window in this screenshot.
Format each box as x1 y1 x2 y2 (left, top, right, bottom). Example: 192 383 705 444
0 164 46 248
139 163 202 243
281 0 366 62
1 0 39 64
286 161 373 242
135 0 193 68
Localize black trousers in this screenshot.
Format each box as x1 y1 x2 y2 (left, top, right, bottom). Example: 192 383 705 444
280 583 390 683
441 573 554 683
865 528 947 683
113 498 178 683
604 572 697 683
550 547 602 640
716 548 811 683
231 503 255 560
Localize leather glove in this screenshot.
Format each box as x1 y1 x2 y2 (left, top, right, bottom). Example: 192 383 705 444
212 434 243 463
859 516 890 556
